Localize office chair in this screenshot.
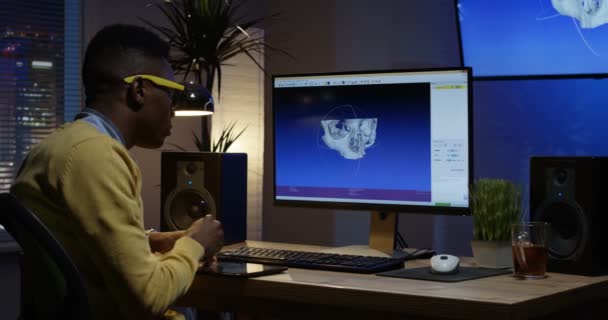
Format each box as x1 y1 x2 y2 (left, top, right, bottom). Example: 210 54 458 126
0 193 89 320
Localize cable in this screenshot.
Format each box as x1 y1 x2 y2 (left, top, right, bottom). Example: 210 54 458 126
394 231 409 249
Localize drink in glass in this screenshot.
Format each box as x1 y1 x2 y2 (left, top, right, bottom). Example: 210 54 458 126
511 222 549 279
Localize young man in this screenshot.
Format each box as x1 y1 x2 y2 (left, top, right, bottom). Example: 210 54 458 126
11 24 223 320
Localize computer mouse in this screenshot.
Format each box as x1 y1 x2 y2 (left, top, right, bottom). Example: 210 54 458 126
430 254 460 275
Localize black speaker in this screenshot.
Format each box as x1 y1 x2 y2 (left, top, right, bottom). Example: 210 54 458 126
530 156 608 276
161 152 247 244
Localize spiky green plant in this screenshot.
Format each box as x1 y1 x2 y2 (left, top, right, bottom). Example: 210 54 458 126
165 122 246 153
142 0 291 152
142 0 290 99
470 179 522 241
201 121 247 152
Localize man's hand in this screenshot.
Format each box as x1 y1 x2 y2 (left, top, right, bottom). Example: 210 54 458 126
184 214 224 258
199 255 219 273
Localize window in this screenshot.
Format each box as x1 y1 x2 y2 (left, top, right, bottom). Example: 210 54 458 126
0 0 81 193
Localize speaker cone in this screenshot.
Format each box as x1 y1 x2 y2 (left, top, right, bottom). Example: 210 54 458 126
163 188 217 230
536 201 588 261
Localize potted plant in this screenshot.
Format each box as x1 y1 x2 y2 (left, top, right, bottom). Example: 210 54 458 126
470 178 523 268
142 0 289 151
168 122 247 153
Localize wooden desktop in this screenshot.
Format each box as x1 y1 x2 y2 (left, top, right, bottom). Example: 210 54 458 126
177 240 608 319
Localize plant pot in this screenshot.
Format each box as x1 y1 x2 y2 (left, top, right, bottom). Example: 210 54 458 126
470 240 513 268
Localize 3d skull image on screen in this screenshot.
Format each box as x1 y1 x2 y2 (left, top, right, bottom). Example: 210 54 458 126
321 118 377 160
552 0 608 28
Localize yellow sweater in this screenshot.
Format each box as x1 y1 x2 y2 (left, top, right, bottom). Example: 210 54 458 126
11 120 204 320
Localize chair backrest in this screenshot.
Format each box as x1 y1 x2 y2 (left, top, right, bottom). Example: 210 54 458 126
0 193 89 320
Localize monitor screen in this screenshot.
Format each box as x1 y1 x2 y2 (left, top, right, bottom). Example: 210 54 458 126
458 0 608 78
272 68 472 214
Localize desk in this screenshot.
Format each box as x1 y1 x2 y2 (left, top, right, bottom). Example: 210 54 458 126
178 241 608 319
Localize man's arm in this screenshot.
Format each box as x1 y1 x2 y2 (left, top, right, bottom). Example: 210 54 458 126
60 138 205 319
148 230 185 254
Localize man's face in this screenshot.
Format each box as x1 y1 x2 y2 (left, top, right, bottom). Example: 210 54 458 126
133 59 176 149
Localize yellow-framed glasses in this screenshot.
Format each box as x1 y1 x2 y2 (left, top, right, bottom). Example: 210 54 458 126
123 74 185 91
123 75 214 116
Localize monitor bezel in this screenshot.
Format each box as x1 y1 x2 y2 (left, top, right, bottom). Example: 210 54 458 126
271 66 474 216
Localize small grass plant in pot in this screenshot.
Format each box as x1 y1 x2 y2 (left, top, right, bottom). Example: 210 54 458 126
470 178 523 268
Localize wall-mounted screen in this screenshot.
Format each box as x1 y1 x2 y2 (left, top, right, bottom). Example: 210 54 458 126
458 0 608 77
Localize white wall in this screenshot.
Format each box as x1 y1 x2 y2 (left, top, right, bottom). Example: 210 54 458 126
208 47 265 240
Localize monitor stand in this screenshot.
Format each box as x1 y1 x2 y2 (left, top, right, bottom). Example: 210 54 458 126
327 211 399 257
369 211 399 256
369 211 408 258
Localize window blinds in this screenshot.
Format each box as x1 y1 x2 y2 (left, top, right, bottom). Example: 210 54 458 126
0 0 81 193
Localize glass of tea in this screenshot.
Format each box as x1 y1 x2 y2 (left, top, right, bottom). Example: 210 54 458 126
511 222 549 279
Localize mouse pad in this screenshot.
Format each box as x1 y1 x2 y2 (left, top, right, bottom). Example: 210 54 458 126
376 267 512 282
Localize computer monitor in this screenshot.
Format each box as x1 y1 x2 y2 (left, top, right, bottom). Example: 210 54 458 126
457 0 608 78
272 67 472 216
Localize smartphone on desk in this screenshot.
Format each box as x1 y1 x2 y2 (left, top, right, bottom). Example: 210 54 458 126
198 261 288 278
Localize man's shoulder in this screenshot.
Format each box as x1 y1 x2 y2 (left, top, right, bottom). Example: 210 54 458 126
29 120 131 171
61 120 115 141
43 120 123 151
11 121 131 200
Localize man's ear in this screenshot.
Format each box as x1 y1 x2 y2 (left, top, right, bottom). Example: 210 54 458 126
126 77 145 112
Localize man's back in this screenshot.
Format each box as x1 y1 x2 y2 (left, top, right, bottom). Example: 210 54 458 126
11 120 205 320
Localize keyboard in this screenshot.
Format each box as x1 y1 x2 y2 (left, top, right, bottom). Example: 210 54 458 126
217 247 406 274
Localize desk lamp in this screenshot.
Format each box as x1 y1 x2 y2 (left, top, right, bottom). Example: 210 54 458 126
173 82 214 116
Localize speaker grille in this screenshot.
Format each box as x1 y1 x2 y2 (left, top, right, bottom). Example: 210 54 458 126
531 156 608 275
536 201 588 260
163 188 216 230
161 152 247 244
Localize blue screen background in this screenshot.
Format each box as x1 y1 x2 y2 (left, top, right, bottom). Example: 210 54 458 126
274 83 432 192
474 77 608 217
459 0 608 76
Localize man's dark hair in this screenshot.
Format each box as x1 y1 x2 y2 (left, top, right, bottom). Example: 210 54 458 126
82 24 170 105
